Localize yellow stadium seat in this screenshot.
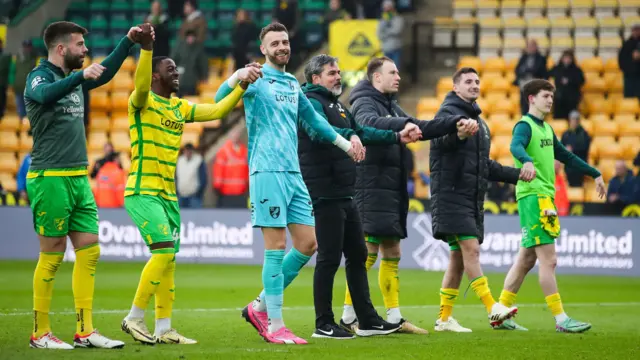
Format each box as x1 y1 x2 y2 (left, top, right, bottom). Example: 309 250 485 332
19 132 32 152
181 131 200 147
502 37 526 60
111 91 130 112
594 0 618 18
458 56 482 72
579 119 594 135
496 155 514 167
599 36 623 61
20 120 30 133
573 16 598 38
591 136 616 160
0 131 19 152
598 159 617 182
549 16 574 38
608 92 624 105
88 131 108 152
0 173 17 192
453 0 475 19
475 98 492 115
488 113 511 123
580 57 604 73
0 153 18 174
503 16 525 39
567 187 585 202
110 131 130 152
120 57 136 73
619 136 640 160
491 118 514 136
477 0 499 18
479 36 503 59
437 77 453 95
604 58 620 73
618 119 640 137
90 93 111 112
593 120 619 136
489 77 512 94
493 135 513 157
582 75 607 94
111 73 134 92
616 98 640 116
111 115 130 131
620 9 640 28
417 97 441 114
570 0 594 18
547 0 570 18
588 113 611 123
598 16 623 37
417 112 437 121
89 112 110 132
604 72 623 93
524 1 546 19
549 37 574 61
500 0 522 18
549 119 569 135
574 38 598 61
0 115 20 131
492 99 516 116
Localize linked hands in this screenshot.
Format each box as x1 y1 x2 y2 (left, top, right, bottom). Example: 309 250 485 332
348 135 366 162
457 118 478 140
399 122 422 144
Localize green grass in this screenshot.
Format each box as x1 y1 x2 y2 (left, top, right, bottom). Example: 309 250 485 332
1 261 640 359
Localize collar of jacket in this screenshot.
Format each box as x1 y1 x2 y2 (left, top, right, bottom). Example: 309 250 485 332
40 59 71 77
300 82 338 101
442 91 482 118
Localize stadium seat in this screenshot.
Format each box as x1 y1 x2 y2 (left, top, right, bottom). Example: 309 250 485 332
618 119 640 137
111 91 130 112
500 0 522 18
583 75 607 95
616 98 640 116
593 120 619 137
479 36 503 59
120 57 136 73
489 117 514 136
492 135 512 157
458 56 483 72
0 115 20 131
437 77 453 95
604 72 624 93
570 0 594 19
547 0 570 19
503 37 526 60
579 119 594 135
593 0 617 18
417 97 441 114
0 132 19 152
574 16 598 39
549 37 574 61
623 15 640 38
549 119 569 135
488 113 511 123
503 17 525 39
497 155 514 167
598 16 623 38
89 112 111 132
567 187 585 202
591 136 617 160
604 57 620 73
588 113 611 124
110 73 134 92
453 0 475 19
550 16 574 39
523 0 545 18
575 38 598 61
482 57 506 74
599 37 623 61
110 131 130 152
580 57 604 73
598 159 617 182
111 115 130 131
90 93 111 112
479 17 503 38
475 98 492 116
526 17 551 40
477 0 499 18
619 2 640 21
492 98 516 116
18 133 32 152
620 136 640 160
0 153 18 174
0 173 17 192
88 131 108 152
20 120 30 133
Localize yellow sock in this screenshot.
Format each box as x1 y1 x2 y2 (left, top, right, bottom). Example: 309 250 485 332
499 289 517 308
470 276 496 312
545 293 564 316
33 252 64 338
345 253 377 306
439 288 459 321
379 258 400 309
73 243 100 336
133 253 174 310
155 256 176 319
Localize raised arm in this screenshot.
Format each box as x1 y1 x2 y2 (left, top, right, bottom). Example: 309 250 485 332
24 68 85 105
298 89 352 152
183 85 245 122
130 48 152 109
83 36 135 91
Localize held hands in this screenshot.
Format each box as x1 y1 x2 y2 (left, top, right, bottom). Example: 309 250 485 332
128 24 155 50
399 122 422 144
238 62 263 87
457 119 478 140
595 176 607 199
348 135 366 162
519 162 536 182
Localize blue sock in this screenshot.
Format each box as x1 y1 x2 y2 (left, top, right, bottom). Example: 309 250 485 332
262 250 285 321
259 248 311 304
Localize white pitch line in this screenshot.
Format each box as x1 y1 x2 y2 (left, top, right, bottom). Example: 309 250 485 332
1 302 639 317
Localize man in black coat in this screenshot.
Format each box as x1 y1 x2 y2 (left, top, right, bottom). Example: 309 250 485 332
299 54 422 339
342 56 477 334
430 67 527 333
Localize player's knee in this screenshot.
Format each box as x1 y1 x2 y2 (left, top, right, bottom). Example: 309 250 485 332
299 238 317 256
522 254 537 271
460 240 480 260
381 240 401 259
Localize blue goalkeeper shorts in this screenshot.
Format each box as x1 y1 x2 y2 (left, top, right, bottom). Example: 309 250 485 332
249 171 315 228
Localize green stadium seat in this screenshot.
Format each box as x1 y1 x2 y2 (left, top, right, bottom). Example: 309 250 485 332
207 19 219 31
110 18 131 32
69 17 89 30
200 1 217 11
66 0 89 16
218 0 240 11
261 0 277 11
300 0 326 11
90 17 108 31
90 1 110 11
110 0 131 11
240 0 261 11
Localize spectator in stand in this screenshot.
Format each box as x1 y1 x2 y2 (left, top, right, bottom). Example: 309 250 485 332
619 24 640 99
0 38 11 119
13 40 37 124
514 39 548 115
179 0 206 45
550 50 585 119
554 160 569 216
213 128 249 208
168 0 185 20
323 0 351 38
171 30 208 96
561 110 591 187
90 142 121 179
17 152 31 204
232 9 259 71
377 0 404 68
607 160 636 205
146 0 171 57
176 143 207 208
94 152 126 208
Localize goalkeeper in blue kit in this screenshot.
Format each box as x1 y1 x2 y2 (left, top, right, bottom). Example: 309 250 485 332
214 22 362 344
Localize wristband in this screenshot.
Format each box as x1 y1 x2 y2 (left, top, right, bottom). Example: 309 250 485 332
227 70 240 88
333 135 352 152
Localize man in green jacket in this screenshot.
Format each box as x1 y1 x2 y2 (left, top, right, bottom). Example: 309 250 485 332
25 21 149 350
13 40 38 123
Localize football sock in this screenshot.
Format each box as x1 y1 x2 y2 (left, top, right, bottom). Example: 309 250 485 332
470 276 496 312
130 253 174 316
499 289 518 308
155 256 176 335
545 293 568 323
342 305 356 324
386 307 402 324
380 258 400 320
33 252 64 338
344 253 377 306
439 288 459 321
263 250 285 333
258 248 310 307
73 243 100 336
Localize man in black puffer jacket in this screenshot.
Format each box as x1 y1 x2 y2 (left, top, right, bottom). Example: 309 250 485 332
430 67 525 333
298 55 422 339
343 56 476 334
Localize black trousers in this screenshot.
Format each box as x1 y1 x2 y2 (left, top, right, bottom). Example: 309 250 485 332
313 198 378 328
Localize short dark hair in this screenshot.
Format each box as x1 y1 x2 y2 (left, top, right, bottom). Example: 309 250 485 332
43 21 88 50
366 56 393 81
523 79 555 103
304 54 338 83
260 22 288 42
152 56 170 73
452 67 478 83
